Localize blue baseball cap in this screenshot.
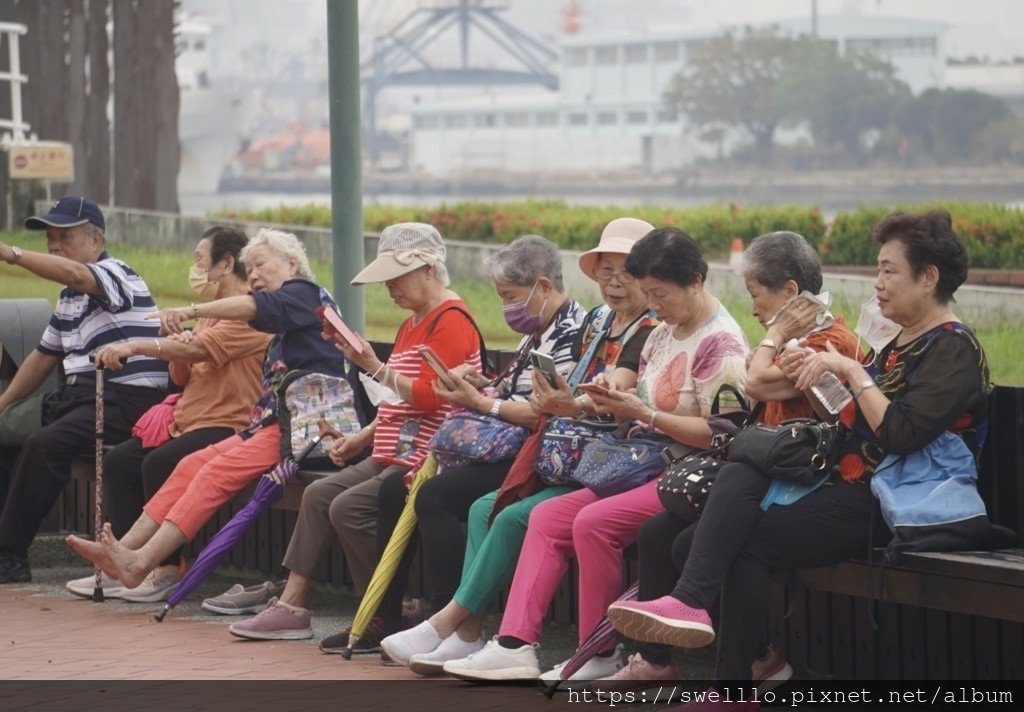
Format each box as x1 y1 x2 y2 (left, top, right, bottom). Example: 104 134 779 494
25 195 105 231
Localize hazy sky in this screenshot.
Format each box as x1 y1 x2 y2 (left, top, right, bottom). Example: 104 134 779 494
181 0 1024 77
684 0 1024 59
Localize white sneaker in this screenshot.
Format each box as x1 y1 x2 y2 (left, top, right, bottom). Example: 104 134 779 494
539 643 624 683
408 633 486 676
66 573 125 599
442 637 541 681
121 563 184 603
381 620 443 666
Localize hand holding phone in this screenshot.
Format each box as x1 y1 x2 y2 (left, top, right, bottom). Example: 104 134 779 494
529 349 559 388
318 305 364 354
419 346 457 390
577 382 611 397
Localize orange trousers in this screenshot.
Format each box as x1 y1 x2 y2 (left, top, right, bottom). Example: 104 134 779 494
142 424 282 540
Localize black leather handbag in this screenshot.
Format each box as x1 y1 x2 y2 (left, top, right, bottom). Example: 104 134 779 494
727 418 844 485
656 384 752 518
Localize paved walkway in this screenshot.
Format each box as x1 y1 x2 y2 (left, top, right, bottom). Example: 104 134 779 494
0 570 410 681
0 565 709 711
0 564 714 710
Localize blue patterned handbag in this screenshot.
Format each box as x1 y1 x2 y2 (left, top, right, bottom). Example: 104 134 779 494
535 416 620 487
427 408 530 471
570 425 673 498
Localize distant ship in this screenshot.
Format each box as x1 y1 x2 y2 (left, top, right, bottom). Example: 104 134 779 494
176 18 250 197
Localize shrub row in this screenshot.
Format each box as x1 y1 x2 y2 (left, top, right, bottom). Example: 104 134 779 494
216 200 1024 267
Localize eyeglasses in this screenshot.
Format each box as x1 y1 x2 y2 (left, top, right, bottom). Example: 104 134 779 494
595 267 636 284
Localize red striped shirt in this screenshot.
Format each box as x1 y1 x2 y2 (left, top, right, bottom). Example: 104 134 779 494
372 299 482 469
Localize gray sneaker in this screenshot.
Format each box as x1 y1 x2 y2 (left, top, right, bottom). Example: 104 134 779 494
201 580 287 615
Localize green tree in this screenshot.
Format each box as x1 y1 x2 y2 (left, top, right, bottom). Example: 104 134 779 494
664 26 799 157
665 28 911 160
896 88 1016 163
785 42 910 155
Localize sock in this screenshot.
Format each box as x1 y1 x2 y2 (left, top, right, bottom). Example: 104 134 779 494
402 620 443 650
498 635 529 650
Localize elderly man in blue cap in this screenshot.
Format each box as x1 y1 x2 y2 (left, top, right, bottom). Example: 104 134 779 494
0 196 167 583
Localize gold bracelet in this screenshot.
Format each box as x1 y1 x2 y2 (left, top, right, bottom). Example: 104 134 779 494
153 339 162 357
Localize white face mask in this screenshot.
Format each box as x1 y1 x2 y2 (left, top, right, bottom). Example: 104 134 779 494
856 296 901 354
358 371 403 406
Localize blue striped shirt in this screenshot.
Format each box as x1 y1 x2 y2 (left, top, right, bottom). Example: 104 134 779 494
37 253 168 389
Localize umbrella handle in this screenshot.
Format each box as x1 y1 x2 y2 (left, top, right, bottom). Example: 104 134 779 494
340 647 353 660
293 434 323 464
542 681 560 698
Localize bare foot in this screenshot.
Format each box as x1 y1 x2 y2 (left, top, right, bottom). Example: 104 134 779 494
100 523 149 589
66 534 119 579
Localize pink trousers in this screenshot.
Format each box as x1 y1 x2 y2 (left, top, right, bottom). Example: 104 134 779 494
142 425 282 540
498 477 664 646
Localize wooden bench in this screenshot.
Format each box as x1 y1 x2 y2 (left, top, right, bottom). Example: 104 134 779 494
768 384 1024 680
57 356 1024 679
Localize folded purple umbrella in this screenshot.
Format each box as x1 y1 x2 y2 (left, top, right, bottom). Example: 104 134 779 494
543 581 640 697
153 435 322 622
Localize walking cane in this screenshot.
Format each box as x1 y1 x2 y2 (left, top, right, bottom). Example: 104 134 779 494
92 361 105 602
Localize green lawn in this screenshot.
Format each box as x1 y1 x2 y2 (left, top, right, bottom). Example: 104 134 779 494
2 230 1022 385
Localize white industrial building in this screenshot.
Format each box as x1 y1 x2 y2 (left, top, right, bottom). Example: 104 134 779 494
407 12 949 177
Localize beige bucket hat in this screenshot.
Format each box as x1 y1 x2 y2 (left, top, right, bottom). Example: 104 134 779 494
577 217 655 281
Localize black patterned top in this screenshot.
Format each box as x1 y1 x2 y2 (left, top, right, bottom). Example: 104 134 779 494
835 322 990 483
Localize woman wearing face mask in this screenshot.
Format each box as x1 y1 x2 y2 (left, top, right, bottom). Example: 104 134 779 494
224 222 487 643
68 228 347 600
381 219 658 673
442 227 749 683
317 234 588 654
63 227 270 601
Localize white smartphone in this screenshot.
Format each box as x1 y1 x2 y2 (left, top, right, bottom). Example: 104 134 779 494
529 349 559 388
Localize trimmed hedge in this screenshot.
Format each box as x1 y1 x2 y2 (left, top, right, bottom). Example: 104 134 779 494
823 202 1024 268
215 200 1024 267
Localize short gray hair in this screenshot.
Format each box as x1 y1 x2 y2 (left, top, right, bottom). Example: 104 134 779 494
484 234 564 291
741 231 823 294
84 222 105 244
241 228 314 281
433 261 450 286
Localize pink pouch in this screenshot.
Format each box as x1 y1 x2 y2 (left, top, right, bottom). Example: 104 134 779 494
131 393 182 448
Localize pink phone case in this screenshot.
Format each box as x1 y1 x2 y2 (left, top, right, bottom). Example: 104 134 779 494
320 306 363 354
419 347 456 389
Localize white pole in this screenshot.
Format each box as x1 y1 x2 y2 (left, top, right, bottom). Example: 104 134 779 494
9 27 25 142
